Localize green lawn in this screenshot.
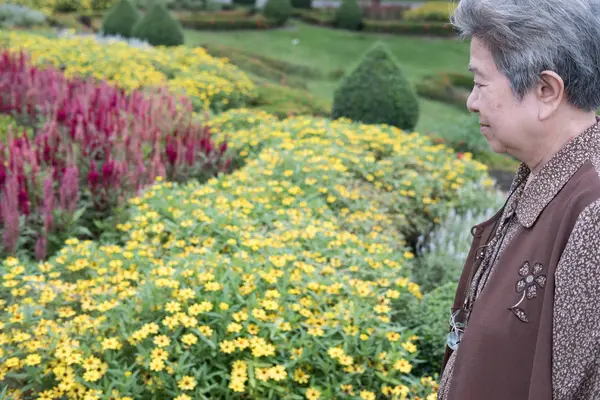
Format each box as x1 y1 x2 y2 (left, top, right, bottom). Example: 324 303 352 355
185 22 469 83
185 21 472 135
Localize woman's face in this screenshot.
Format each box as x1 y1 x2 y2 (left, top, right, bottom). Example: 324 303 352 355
466 38 540 157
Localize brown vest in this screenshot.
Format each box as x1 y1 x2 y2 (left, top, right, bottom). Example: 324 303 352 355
441 161 600 399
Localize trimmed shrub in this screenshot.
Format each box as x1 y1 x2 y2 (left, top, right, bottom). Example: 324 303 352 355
334 0 362 30
293 9 457 37
177 12 279 30
332 42 420 131
132 2 184 46
363 19 456 37
101 0 141 37
291 0 311 9
233 0 255 5
263 0 292 25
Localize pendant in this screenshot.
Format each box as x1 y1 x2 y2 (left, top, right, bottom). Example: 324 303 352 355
447 330 462 351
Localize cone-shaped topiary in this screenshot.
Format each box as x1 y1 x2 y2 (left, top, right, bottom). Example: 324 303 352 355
102 0 141 38
334 0 362 30
331 42 420 131
263 0 293 25
131 2 184 46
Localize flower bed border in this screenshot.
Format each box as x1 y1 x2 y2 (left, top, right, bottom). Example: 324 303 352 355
177 13 284 30
292 9 457 37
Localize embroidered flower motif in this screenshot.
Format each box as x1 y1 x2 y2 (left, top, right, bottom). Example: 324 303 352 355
509 261 547 323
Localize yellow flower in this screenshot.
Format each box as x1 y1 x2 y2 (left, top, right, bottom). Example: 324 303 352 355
360 391 376 400
247 324 259 335
293 368 310 384
307 326 324 337
177 376 197 391
268 365 287 381
181 334 198 346
165 301 181 313
102 338 123 351
149 359 165 372
408 282 423 299
387 332 401 342
83 370 102 382
174 395 192 400
393 359 413 374
402 341 417 353
151 348 169 361
5 357 19 369
24 354 41 366
339 355 354 366
154 335 171 348
227 322 243 333
306 388 321 400
255 367 270 382
220 340 236 354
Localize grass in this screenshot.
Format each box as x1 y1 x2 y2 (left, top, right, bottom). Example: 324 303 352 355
185 20 472 136
184 22 469 84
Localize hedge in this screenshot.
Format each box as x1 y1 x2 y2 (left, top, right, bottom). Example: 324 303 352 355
292 8 330 25
291 0 311 8
293 9 457 36
363 20 456 36
177 13 282 29
416 72 473 109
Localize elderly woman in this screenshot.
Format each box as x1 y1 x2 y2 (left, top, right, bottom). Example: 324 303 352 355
438 0 600 399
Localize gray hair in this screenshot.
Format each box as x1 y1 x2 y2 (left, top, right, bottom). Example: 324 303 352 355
450 0 600 111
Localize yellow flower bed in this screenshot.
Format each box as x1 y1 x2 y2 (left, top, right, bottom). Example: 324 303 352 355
0 109 495 399
8 0 116 15
403 2 457 22
209 109 493 239
0 31 256 112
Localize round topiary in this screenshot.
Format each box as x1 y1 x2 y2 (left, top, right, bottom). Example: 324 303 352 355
262 0 292 25
101 0 141 38
331 42 420 131
334 0 362 30
131 2 184 46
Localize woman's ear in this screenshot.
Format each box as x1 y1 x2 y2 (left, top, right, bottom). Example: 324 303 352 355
536 70 565 120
